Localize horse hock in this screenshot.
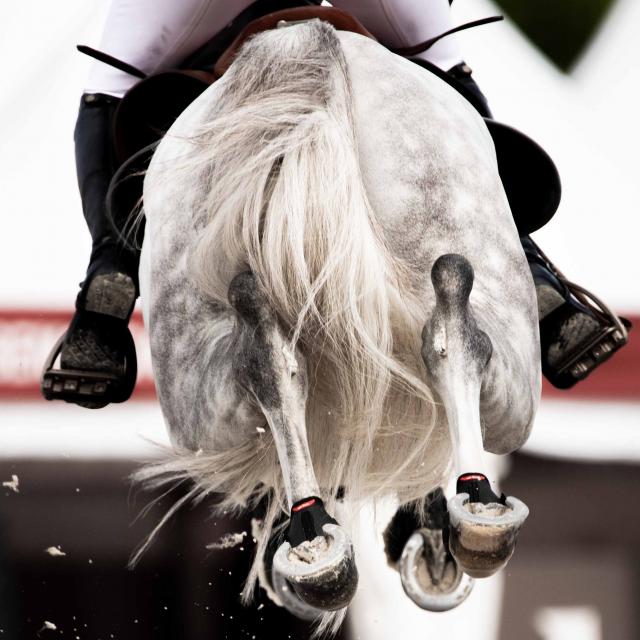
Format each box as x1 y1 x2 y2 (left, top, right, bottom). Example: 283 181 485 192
228 272 358 612
421 254 529 580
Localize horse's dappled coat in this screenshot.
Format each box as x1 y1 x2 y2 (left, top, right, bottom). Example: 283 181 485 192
138 19 540 631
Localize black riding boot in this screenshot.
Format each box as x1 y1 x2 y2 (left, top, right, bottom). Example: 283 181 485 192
444 63 629 388
50 93 139 408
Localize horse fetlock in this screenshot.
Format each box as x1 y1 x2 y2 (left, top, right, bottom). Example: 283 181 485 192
447 475 529 579
273 499 358 611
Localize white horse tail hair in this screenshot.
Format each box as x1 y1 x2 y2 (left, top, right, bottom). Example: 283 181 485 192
189 20 434 443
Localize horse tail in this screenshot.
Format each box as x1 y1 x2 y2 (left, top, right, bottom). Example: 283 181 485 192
190 19 433 430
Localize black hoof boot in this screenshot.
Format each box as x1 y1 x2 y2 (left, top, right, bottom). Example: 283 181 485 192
522 237 630 388
259 508 323 621
272 497 358 613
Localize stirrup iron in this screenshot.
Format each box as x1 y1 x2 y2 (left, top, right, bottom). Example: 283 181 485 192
41 331 137 406
530 239 630 387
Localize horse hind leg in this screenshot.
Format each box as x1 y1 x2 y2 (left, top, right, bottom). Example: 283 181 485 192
424 254 529 574
228 272 358 615
396 254 529 610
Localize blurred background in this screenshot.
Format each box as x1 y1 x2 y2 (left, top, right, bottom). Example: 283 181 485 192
1 0 638 638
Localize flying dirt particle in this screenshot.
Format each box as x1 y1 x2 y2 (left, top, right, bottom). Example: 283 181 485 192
206 531 247 550
38 621 57 634
257 604 264 611
250 518 263 542
44 546 66 557
288 536 328 564
2 475 19 493
256 426 266 434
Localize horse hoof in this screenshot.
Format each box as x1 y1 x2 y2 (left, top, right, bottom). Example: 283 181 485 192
399 528 474 612
270 565 324 621
447 492 529 578
273 523 358 611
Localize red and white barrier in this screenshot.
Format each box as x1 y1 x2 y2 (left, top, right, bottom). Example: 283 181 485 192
1 309 637 402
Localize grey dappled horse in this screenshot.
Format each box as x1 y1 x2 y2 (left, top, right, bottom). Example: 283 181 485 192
138 20 538 632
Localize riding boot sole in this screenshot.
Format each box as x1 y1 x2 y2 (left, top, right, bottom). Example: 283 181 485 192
84 272 136 319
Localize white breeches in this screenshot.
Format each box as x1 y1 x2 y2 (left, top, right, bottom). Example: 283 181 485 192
331 0 462 69
86 0 462 98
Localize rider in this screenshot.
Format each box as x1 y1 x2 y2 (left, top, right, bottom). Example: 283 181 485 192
48 0 628 406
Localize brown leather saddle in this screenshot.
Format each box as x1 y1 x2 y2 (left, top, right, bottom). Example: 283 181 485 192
109 5 561 237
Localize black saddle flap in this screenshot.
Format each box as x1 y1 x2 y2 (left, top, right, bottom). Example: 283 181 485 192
485 118 561 235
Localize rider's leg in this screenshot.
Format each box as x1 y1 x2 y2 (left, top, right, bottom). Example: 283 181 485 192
335 0 624 388
331 0 462 71
331 0 492 117
85 0 258 98
59 92 138 406
59 0 260 406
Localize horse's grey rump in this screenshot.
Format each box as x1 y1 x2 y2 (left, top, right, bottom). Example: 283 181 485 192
139 22 540 626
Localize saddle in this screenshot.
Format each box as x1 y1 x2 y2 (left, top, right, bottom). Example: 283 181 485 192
108 4 561 236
